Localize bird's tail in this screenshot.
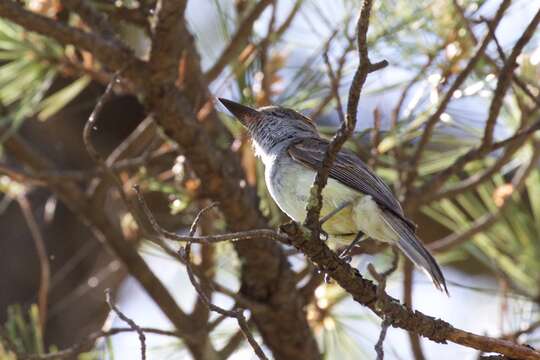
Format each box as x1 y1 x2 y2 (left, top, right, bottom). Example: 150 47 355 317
382 212 448 294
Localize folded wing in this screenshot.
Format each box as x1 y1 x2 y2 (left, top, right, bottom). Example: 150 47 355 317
287 137 415 231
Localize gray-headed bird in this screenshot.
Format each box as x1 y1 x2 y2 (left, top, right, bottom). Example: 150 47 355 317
219 98 447 293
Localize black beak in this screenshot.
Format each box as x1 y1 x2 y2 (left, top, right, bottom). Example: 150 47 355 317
218 98 259 126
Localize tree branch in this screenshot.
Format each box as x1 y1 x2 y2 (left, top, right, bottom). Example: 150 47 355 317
62 0 121 44
0 1 145 78
135 195 540 359
481 8 540 147
304 0 388 237
278 222 540 360
148 0 188 84
20 327 181 360
80 76 220 358
407 117 540 210
105 289 146 360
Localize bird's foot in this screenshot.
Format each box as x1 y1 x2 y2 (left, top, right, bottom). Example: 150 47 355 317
338 232 365 262
339 252 353 264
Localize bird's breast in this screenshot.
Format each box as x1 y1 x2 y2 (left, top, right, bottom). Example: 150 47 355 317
265 156 360 238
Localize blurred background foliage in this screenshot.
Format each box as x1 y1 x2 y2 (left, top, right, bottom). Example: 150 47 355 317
0 0 539 359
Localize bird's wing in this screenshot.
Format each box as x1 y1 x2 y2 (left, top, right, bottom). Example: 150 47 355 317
288 137 416 231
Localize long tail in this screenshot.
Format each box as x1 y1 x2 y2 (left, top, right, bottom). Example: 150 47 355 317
382 212 448 294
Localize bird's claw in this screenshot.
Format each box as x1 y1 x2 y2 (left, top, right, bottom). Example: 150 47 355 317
338 232 365 263
339 252 353 263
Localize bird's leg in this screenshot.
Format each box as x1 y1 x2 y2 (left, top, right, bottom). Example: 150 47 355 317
339 232 365 263
319 200 353 225
318 200 353 242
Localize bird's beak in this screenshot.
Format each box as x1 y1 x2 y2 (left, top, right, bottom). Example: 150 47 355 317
218 98 259 126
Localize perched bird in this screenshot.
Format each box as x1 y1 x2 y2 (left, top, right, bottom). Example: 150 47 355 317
219 98 448 293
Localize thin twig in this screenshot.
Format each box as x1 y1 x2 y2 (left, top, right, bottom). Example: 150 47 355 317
457 4 540 109
322 30 346 124
403 261 426 360
503 319 540 341
105 289 146 360
407 117 540 210
179 206 269 360
374 318 391 360
21 327 180 360
304 0 387 239
312 27 356 121
134 184 287 244
17 194 50 331
367 248 399 360
481 9 540 148
403 0 511 189
83 75 120 165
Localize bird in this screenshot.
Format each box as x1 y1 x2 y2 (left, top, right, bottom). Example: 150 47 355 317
218 98 448 294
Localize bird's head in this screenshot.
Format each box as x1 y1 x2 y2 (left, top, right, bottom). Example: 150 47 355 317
218 98 318 155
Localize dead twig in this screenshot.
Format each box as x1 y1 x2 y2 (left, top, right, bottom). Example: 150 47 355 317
374 318 391 360
179 205 269 360
21 327 181 360
407 117 540 210
304 0 388 239
16 194 50 331
322 30 346 125
134 184 287 244
481 9 540 148
367 248 399 360
403 0 511 190
105 289 146 360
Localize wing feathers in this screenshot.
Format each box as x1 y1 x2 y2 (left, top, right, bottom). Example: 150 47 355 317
287 137 447 293
288 137 416 231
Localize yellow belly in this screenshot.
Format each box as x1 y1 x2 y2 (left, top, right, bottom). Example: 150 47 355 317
321 203 356 234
